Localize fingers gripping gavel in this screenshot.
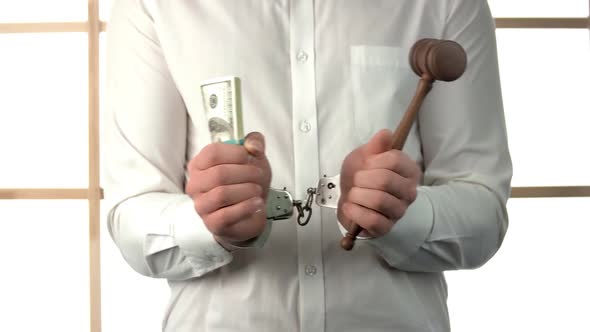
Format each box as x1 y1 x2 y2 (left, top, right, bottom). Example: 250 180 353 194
340 39 467 251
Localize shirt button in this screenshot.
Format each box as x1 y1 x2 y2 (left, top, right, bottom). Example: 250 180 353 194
296 50 309 63
299 120 311 133
305 264 317 276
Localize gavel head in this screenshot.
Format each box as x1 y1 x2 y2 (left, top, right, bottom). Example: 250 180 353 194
410 38 467 82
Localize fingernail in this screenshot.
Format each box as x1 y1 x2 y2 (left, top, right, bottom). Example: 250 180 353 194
252 140 263 152
245 140 263 155
253 197 264 211
255 185 263 196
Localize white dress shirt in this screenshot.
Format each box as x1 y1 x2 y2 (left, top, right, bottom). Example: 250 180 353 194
103 0 512 331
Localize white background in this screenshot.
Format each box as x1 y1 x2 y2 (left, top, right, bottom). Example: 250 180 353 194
0 1 588 331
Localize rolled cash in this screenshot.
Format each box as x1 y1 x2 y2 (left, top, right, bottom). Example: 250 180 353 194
200 76 244 143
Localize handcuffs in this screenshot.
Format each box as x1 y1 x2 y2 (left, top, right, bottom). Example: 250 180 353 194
265 174 341 226
223 139 341 226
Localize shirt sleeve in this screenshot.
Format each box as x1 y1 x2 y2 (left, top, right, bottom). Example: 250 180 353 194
366 0 512 272
103 0 270 280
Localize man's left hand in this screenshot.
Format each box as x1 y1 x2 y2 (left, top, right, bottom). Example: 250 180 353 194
338 129 422 238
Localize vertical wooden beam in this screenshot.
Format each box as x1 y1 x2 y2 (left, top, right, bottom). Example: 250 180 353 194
88 0 102 331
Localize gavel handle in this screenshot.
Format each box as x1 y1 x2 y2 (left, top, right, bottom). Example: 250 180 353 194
340 78 433 251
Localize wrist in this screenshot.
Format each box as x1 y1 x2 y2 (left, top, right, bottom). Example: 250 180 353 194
214 235 259 252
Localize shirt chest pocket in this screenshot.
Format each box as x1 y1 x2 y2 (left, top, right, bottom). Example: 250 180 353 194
350 45 417 143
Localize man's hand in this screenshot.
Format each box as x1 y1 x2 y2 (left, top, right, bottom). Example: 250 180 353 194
338 129 422 238
185 132 272 246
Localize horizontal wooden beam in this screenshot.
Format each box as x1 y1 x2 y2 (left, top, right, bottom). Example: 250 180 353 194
0 22 88 33
511 186 590 198
0 188 104 200
0 18 588 34
0 187 588 200
495 17 589 29
0 21 107 33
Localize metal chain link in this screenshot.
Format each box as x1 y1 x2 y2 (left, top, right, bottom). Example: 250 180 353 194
294 187 317 226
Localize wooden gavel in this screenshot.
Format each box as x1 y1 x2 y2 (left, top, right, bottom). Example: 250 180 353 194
340 38 467 251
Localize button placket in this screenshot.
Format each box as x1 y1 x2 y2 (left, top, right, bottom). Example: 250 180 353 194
290 0 325 331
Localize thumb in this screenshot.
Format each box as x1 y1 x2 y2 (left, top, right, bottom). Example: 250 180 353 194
363 129 394 156
243 132 266 158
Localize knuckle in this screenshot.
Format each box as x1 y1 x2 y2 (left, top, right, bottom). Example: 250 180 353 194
186 175 205 194
362 214 382 234
230 147 248 165
215 208 229 223
248 165 264 182
210 186 229 207
187 156 198 173
348 187 360 201
209 214 230 236
204 216 223 235
376 194 390 212
251 183 263 197
391 202 407 220
367 151 382 165
196 145 213 166
342 202 356 220
388 151 401 167
389 149 402 160
193 200 204 216
203 143 225 165
365 153 383 169
376 173 392 191
209 166 226 186
184 178 195 194
352 171 364 186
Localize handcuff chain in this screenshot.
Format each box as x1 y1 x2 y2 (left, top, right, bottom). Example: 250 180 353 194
295 187 317 226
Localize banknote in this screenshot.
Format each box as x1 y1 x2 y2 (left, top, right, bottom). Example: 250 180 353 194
200 76 244 144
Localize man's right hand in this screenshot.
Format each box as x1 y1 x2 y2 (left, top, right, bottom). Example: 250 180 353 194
185 132 272 246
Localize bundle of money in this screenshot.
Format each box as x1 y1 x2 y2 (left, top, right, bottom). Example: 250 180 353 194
200 76 244 144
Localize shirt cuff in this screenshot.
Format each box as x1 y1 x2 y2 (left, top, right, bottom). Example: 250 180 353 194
172 197 234 270
215 219 273 252
367 188 434 266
